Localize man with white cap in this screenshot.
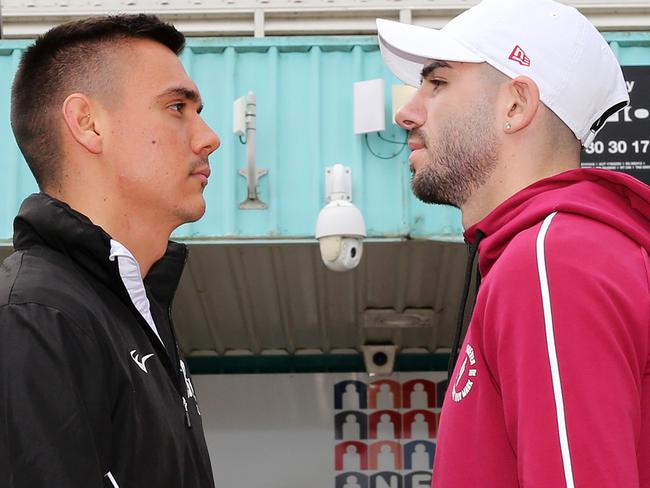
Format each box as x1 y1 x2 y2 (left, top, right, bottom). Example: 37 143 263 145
377 0 650 486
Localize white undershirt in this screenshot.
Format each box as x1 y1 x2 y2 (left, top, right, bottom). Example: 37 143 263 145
109 239 164 347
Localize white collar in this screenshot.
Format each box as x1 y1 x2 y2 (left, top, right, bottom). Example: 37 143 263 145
109 239 164 347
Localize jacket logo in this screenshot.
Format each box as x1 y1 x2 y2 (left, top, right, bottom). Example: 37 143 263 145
130 350 155 373
180 359 200 416
179 360 195 399
451 343 477 403
509 45 531 67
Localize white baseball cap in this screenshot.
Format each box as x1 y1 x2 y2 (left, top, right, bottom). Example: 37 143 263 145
376 0 629 146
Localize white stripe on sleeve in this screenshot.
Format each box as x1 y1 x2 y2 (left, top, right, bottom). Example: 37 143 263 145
105 471 120 488
536 211 575 488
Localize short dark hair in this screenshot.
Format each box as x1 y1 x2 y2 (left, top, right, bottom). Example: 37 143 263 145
10 14 185 190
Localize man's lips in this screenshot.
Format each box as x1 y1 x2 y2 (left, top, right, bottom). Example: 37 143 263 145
191 166 211 179
191 166 211 186
407 143 427 169
408 140 425 151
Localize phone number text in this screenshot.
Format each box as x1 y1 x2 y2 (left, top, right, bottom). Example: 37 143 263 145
584 140 650 154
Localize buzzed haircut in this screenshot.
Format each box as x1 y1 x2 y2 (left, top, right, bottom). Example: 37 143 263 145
10 14 185 190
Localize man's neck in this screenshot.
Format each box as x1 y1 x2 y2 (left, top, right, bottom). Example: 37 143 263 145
460 149 580 230
107 224 170 278
49 188 172 277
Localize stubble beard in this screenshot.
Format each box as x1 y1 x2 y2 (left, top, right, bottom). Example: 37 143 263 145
410 98 499 208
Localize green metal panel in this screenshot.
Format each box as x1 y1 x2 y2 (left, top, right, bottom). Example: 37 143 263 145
1 34 649 245
186 352 451 375
0 42 34 241
605 32 650 65
173 36 449 241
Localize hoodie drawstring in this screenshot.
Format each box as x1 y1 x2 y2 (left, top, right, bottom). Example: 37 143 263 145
447 230 486 383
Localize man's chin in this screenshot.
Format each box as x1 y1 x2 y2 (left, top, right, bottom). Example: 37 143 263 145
411 173 458 208
188 203 207 223
175 198 207 225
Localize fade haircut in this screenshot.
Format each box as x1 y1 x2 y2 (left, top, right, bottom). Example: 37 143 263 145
479 62 581 152
10 14 185 190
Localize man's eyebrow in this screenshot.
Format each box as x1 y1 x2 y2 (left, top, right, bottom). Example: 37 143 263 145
157 87 204 113
420 60 452 80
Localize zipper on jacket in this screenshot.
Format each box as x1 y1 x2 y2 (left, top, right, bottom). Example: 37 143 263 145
447 230 486 383
171 302 193 430
182 396 192 428
162 248 195 430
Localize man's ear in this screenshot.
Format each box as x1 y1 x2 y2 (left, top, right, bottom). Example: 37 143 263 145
61 94 102 154
501 76 540 135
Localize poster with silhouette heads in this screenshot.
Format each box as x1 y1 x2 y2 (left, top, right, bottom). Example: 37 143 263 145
332 374 445 486
183 372 447 487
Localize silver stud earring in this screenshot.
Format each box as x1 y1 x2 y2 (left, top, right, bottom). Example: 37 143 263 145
505 121 512 130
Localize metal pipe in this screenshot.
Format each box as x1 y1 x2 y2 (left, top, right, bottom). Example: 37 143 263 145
245 91 257 201
239 91 267 209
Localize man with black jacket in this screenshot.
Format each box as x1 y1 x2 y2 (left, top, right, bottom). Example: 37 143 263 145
0 15 220 487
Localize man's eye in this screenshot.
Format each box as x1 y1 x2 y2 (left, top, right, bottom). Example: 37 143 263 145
419 78 445 88
169 102 185 112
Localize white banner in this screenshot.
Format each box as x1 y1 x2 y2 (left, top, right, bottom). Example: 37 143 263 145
194 371 448 487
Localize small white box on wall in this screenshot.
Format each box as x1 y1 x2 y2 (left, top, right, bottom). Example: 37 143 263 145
232 95 246 136
353 79 386 134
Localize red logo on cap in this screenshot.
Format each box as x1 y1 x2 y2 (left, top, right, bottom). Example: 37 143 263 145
509 45 531 67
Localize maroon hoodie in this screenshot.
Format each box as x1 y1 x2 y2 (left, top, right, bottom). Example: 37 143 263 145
432 168 650 487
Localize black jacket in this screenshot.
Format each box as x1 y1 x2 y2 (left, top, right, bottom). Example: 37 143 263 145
0 193 215 488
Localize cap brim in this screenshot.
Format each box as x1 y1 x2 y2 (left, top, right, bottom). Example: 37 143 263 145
376 18 485 87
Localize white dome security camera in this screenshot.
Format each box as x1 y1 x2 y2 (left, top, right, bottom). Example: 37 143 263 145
315 164 367 272
316 200 366 271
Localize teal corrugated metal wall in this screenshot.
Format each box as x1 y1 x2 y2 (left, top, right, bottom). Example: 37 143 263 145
1 33 649 242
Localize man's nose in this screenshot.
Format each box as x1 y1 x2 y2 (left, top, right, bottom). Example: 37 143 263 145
194 117 221 156
395 92 426 130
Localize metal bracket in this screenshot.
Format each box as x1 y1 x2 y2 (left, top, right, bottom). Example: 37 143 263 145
237 91 268 209
325 164 352 202
239 168 268 209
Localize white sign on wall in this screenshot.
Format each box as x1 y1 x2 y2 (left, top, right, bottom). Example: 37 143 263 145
193 371 448 487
